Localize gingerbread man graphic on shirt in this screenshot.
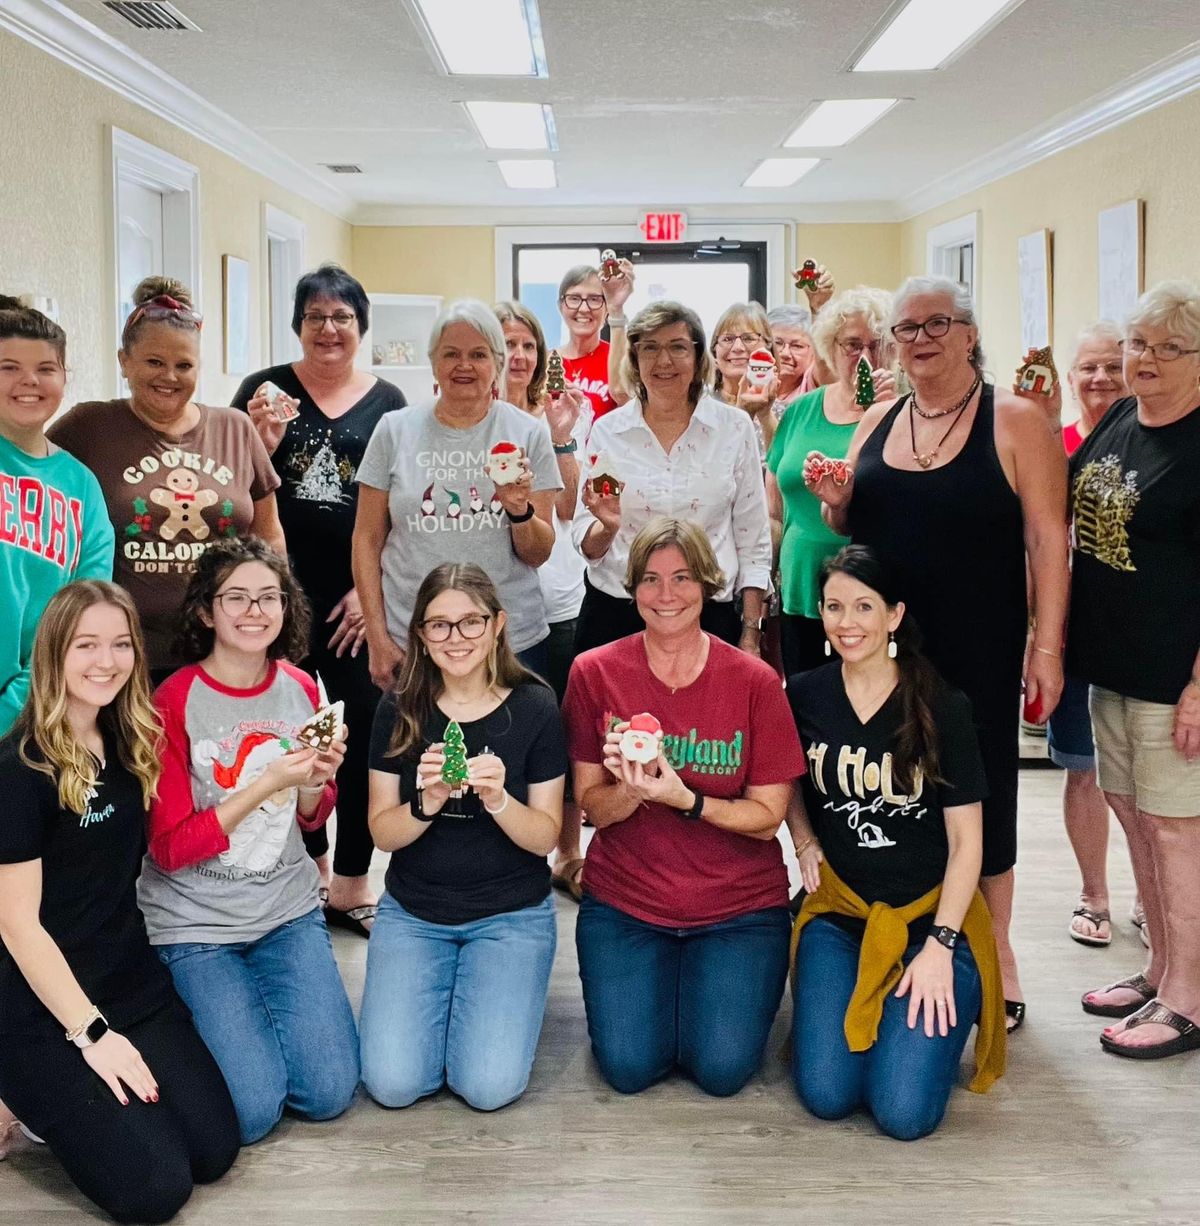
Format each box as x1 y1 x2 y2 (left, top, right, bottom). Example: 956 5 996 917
149 469 218 541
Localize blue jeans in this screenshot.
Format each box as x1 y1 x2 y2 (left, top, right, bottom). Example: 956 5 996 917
792 916 982 1140
359 892 557 1111
157 907 360 1144
575 895 790 1097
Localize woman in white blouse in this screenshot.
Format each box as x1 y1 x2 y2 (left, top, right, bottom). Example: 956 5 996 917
573 301 772 657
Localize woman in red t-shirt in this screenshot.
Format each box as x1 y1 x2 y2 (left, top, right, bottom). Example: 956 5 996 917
556 263 632 423
563 517 804 1096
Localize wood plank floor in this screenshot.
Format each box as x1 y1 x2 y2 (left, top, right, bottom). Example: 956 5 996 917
4 770 1196 1225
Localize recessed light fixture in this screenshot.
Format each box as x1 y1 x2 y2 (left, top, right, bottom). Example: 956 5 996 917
853 0 1020 72
464 101 556 151
498 159 556 189
784 99 898 148
410 0 548 77
742 158 821 188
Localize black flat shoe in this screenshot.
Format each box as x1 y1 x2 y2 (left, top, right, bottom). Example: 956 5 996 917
324 903 377 938
1005 1000 1026 1033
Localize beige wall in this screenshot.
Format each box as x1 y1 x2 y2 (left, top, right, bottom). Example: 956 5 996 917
0 28 352 407
796 223 902 299
899 89 1200 380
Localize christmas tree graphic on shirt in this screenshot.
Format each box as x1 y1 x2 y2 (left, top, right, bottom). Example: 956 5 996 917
293 438 350 504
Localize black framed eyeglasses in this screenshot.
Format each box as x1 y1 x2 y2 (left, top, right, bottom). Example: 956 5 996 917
301 311 358 330
419 613 492 642
214 590 287 616
890 315 969 343
561 293 606 310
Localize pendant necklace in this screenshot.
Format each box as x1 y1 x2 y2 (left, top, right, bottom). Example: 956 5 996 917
908 378 980 469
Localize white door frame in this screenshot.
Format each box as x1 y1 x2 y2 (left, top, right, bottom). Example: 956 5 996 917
109 127 201 394
263 203 307 364
925 211 980 310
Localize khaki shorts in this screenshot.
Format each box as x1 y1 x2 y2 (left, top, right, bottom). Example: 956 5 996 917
1089 686 1200 817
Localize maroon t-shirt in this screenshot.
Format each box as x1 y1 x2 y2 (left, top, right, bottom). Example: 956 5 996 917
563 633 805 927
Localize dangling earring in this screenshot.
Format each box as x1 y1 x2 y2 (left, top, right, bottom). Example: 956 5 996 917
887 632 897 659
824 639 832 657
491 382 500 400
432 381 439 395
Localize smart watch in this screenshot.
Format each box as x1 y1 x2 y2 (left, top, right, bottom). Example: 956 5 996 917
931 925 960 951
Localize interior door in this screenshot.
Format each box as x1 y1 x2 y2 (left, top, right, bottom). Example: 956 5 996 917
117 178 164 334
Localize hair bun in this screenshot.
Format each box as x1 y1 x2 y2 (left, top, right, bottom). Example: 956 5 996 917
0 294 27 312
132 276 193 309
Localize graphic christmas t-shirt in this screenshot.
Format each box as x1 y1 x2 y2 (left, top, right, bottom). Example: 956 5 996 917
787 662 987 921
232 365 406 612
561 340 619 422
1067 397 1200 705
563 633 804 928
137 661 333 945
355 400 562 652
48 401 280 670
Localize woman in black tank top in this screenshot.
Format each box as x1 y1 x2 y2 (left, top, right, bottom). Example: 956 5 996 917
803 276 1070 1032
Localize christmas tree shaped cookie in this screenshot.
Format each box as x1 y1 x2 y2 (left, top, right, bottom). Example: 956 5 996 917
296 701 344 751
854 356 875 407
546 349 566 398
441 720 470 789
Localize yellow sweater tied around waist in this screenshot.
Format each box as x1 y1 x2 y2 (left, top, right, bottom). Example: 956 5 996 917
789 861 1006 1093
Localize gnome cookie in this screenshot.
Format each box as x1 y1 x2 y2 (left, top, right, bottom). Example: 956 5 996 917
794 260 821 296
746 348 776 389
484 441 526 485
546 349 567 398
588 452 623 498
620 713 663 764
600 249 621 280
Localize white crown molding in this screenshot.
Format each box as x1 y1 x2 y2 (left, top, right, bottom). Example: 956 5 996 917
898 40 1200 220
350 201 903 226
0 0 357 222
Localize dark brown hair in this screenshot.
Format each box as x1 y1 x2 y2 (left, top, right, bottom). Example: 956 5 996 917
174 537 310 663
819 545 944 794
621 301 713 409
387 563 545 758
0 296 67 364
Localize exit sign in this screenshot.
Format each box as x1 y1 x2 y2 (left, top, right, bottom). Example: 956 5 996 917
638 211 687 242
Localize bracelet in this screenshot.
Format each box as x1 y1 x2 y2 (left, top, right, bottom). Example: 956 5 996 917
1033 646 1061 658
553 438 578 455
505 504 536 524
607 314 627 328
742 617 763 632
483 791 510 816
794 836 816 856
65 1004 102 1043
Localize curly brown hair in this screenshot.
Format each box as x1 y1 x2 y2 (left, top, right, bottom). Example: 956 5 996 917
173 537 310 663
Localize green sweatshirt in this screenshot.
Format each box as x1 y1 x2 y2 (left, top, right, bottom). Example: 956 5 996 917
0 435 115 732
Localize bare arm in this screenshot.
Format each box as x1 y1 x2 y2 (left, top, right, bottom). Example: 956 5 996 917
508 488 556 567
574 759 642 828
817 399 895 536
367 767 435 852
352 485 405 688
250 493 287 559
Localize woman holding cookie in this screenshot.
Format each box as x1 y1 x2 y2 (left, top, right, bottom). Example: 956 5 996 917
359 563 565 1111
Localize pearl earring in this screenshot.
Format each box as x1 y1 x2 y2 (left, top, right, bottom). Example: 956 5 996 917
887 633 897 659
824 639 832 657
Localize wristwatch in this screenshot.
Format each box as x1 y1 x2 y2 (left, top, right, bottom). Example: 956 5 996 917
742 617 763 632
410 780 433 821
930 925 960 951
553 438 578 455
67 1007 109 1048
681 788 705 821
505 504 535 524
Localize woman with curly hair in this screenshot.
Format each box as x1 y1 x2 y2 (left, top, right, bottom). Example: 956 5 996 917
137 536 359 1144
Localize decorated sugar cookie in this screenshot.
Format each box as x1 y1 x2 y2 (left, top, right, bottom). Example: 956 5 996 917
600 249 621 280
854 356 875 407
620 713 662 764
441 720 469 788
259 380 300 423
296 701 344 752
485 441 525 485
794 260 820 296
546 349 566 398
588 452 624 498
803 455 852 487
746 348 776 389
1014 346 1058 397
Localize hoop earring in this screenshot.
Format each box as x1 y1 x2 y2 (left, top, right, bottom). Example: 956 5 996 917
824 639 832 658
887 632 897 659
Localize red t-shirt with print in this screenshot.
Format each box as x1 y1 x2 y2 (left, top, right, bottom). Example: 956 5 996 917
563 633 805 928
562 340 619 421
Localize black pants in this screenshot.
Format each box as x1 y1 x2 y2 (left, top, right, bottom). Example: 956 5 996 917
573 577 742 656
0 997 239 1224
780 612 829 680
301 610 382 878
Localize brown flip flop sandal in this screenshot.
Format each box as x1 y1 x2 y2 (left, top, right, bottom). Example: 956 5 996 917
1100 1000 1200 1060
1081 972 1157 1018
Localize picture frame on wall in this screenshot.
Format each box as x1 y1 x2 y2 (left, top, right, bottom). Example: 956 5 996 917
1098 199 1144 322
222 254 251 375
1017 228 1052 351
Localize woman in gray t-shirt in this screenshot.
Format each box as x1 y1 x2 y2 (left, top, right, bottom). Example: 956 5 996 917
353 300 561 689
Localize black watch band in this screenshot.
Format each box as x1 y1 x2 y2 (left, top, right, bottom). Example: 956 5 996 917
682 788 705 821
931 924 959 950
410 783 434 822
505 503 536 524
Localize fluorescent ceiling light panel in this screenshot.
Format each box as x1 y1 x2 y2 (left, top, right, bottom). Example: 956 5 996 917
743 158 820 188
498 159 557 189
412 0 548 77
784 99 898 147
464 101 555 150
853 0 1018 72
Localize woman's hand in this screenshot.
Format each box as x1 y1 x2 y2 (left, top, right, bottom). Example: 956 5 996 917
1022 641 1064 724
367 636 405 691
581 480 622 534
869 367 897 403
546 387 585 446
735 373 778 419
601 726 690 809
263 747 320 792
416 745 452 811
895 942 957 1037
82 1031 159 1106
301 730 347 789
1012 360 1064 428
467 752 507 812
245 384 296 455
600 258 636 312
326 588 366 658
1174 681 1200 760
803 450 854 510
796 838 823 894
492 459 534 518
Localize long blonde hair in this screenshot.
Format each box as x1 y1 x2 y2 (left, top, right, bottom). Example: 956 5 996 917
16 582 162 813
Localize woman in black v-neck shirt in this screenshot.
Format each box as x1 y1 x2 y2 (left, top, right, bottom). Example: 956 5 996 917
233 264 406 935
785 547 1002 1139
0 581 237 1221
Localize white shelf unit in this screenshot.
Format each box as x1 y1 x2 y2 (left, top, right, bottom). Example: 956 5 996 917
361 293 443 404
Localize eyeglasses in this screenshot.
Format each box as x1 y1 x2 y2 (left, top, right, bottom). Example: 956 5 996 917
835 337 881 358
890 315 969 343
215 590 287 616
715 332 764 351
634 340 697 362
1122 338 1200 362
561 293 606 310
301 311 358 330
419 613 492 642
1074 362 1124 378
774 339 812 355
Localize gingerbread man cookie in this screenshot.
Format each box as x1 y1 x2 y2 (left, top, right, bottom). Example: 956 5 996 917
150 469 218 541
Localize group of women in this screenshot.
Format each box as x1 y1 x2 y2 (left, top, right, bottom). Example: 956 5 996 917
0 250 1197 1220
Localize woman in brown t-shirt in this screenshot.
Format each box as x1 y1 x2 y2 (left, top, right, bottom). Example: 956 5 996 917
48 277 283 679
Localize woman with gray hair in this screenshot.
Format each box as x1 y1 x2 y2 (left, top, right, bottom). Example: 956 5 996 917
353 299 561 690
808 275 1069 1032
1073 282 1200 1060
767 303 817 409
767 287 895 675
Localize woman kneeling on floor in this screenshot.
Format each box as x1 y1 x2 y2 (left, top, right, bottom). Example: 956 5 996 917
0 582 238 1222
787 546 1005 1139
360 563 565 1111
563 517 804 1096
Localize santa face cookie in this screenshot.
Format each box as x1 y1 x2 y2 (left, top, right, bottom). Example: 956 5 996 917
619 713 662 764
746 348 776 389
485 441 526 486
